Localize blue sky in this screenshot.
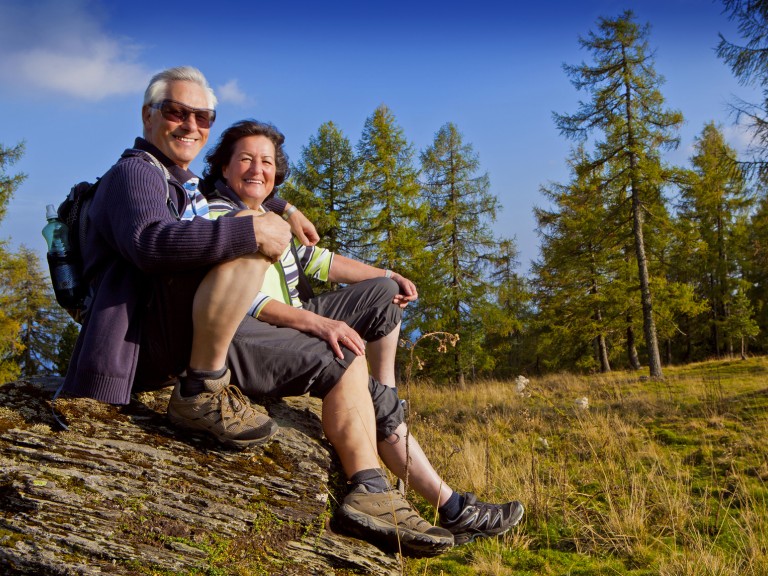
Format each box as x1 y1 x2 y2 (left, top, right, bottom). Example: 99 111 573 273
0 0 759 273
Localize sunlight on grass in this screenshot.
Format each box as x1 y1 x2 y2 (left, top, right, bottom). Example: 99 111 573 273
402 357 768 575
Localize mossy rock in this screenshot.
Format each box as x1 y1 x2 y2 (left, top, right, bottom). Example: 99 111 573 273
0 378 400 575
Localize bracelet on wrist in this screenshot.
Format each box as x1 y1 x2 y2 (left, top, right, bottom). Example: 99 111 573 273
384 269 393 279
282 205 298 220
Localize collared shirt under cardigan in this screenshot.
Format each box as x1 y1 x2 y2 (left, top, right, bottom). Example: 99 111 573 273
205 180 334 317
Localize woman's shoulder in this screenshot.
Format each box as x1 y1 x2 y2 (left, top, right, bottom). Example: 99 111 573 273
206 193 239 220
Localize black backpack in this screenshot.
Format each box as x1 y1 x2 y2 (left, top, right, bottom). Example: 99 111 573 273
51 150 176 323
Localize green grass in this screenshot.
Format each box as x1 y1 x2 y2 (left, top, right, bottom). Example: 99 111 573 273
400 356 768 575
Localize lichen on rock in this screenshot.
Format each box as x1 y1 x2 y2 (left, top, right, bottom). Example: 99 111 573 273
0 378 400 575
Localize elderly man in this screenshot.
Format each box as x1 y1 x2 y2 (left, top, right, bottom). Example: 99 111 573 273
62 66 305 447
62 66 460 558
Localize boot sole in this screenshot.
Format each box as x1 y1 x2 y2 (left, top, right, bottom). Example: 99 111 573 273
335 504 454 558
167 410 279 450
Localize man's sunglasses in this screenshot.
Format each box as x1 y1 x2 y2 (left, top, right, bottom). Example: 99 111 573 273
149 99 216 128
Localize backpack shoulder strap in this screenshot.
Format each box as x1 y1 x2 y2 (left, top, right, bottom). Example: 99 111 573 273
290 240 315 304
123 149 180 221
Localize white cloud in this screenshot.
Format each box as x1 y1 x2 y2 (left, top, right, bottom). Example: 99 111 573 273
0 0 152 101
722 118 760 155
216 79 250 106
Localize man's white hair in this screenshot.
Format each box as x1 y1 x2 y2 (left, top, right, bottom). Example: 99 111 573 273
143 66 217 109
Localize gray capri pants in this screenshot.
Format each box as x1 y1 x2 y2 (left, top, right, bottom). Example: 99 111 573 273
226 277 406 440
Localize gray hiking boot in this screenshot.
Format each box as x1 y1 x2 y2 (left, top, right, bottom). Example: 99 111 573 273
439 492 524 545
335 485 454 558
167 369 278 449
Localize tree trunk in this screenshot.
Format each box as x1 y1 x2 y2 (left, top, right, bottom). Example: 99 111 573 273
590 273 610 373
741 336 746 360
596 334 611 373
457 367 466 388
626 320 641 371
631 199 663 378
623 53 663 380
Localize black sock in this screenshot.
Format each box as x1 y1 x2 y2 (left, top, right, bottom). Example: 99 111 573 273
438 491 465 521
180 366 227 398
349 468 391 493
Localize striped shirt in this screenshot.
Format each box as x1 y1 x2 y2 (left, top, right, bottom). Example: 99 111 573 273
207 194 333 317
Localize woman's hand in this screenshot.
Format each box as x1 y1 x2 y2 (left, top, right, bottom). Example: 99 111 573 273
390 272 418 309
306 313 365 359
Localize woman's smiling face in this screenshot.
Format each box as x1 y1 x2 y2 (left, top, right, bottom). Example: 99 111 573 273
222 135 277 209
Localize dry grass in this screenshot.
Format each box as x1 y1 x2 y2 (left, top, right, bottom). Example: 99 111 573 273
401 357 768 575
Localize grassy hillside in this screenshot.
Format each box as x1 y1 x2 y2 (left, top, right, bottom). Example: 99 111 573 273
400 357 768 575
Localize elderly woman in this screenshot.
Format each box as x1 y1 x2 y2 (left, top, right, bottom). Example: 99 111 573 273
198 120 524 553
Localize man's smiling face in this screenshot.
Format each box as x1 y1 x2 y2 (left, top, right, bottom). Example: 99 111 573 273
142 80 211 169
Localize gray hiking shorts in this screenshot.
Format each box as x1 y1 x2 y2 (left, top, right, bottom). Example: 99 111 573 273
226 277 405 440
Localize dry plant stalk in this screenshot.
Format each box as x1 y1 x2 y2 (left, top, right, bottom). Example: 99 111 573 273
397 332 459 496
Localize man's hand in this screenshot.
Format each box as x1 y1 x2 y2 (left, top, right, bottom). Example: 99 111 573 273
252 212 292 262
287 208 320 246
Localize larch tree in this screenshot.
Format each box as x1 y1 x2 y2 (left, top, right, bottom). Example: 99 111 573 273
718 0 768 351
1 142 74 378
533 147 624 373
281 121 362 256
723 282 760 358
747 195 768 348
554 11 683 379
717 0 768 179
0 248 25 382
55 320 80 376
0 142 25 222
417 122 499 385
0 141 27 381
676 122 753 356
355 105 426 277
483 238 532 379
9 246 72 376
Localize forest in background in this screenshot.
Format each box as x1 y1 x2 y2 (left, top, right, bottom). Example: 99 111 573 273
2 1 768 385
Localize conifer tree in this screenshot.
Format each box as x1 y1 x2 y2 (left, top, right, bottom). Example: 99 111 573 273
55 321 80 376
355 105 426 275
676 122 752 356
9 247 72 376
0 141 27 381
723 281 759 358
281 121 362 256
533 147 624 372
554 11 683 379
417 122 499 384
483 238 531 379
717 0 768 178
0 142 26 223
0 246 24 382
745 193 768 349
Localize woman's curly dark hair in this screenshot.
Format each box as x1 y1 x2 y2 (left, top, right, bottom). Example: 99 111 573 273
201 119 290 193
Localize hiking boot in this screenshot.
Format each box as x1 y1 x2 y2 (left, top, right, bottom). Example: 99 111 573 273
167 369 278 449
335 485 454 558
440 492 524 545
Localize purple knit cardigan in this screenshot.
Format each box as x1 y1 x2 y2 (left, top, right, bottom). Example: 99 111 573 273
63 139 276 404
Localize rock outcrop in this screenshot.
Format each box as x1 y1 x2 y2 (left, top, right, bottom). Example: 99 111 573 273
0 378 401 575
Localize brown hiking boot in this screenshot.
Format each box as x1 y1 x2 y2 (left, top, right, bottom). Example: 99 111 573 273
167 369 278 449
335 485 454 558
